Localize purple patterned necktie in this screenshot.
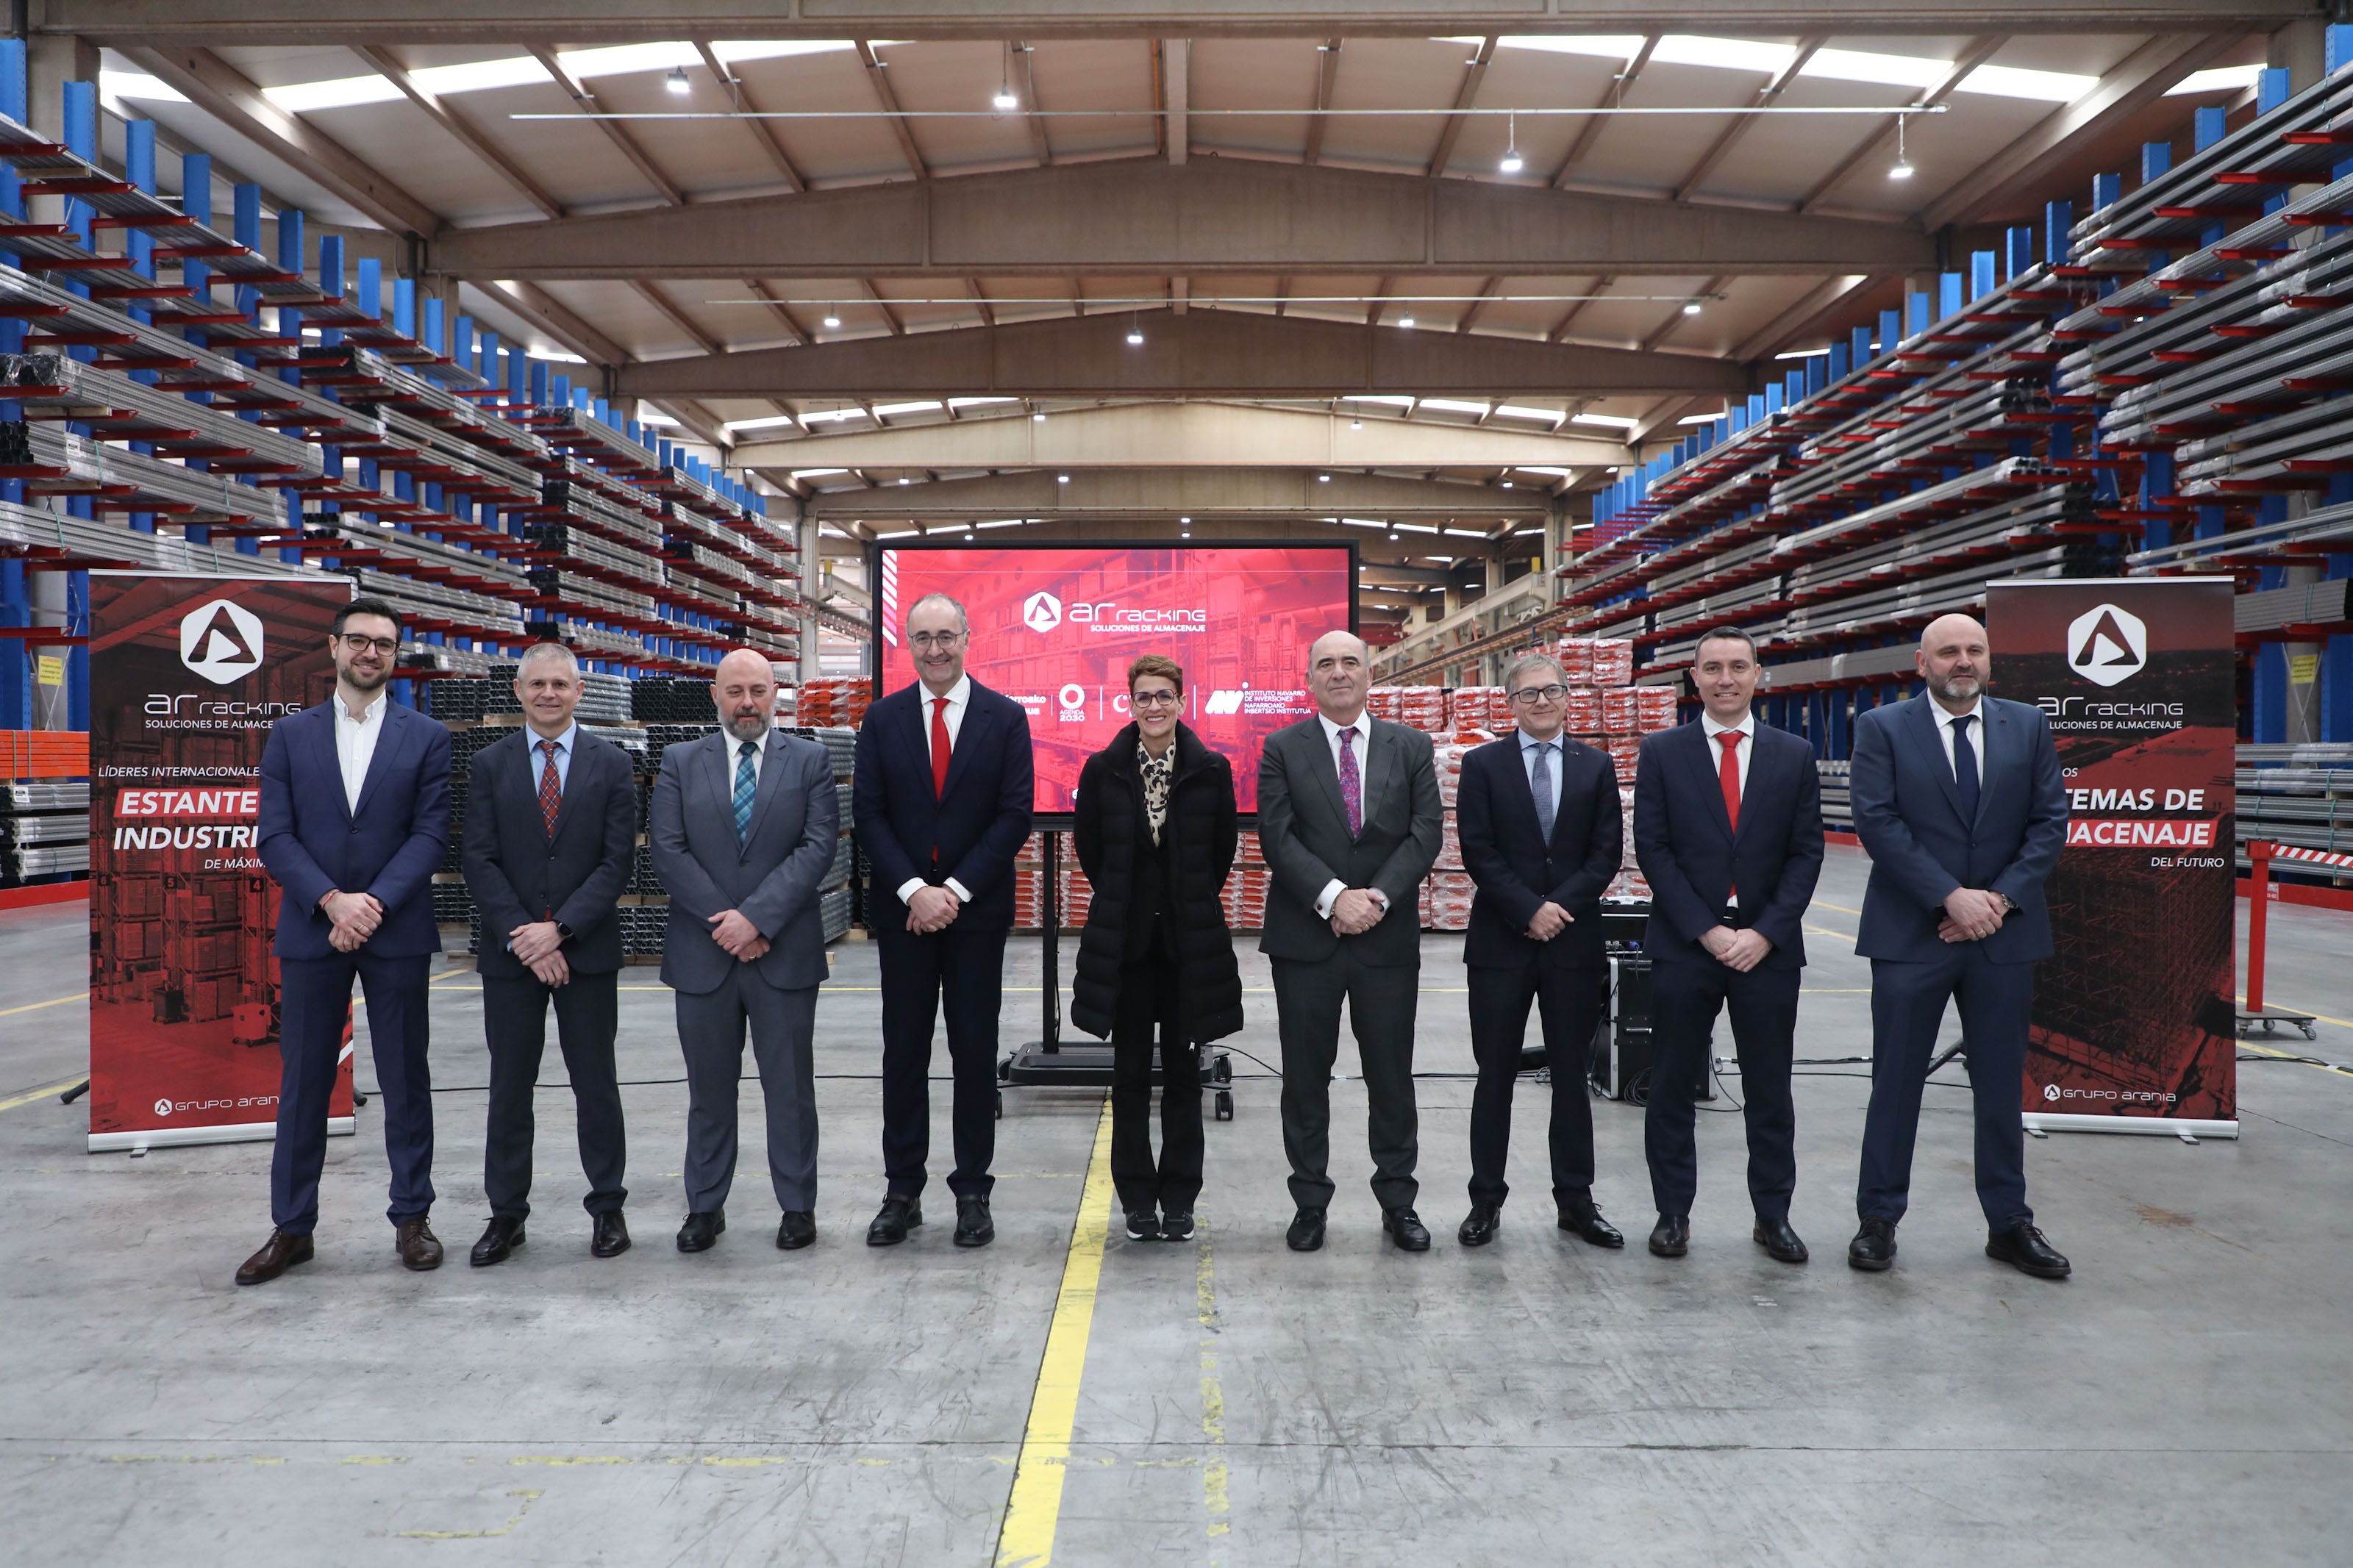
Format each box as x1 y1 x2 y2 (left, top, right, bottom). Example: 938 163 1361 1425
1338 726 1363 837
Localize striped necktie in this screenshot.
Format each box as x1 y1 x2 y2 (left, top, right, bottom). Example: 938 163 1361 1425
734 740 757 841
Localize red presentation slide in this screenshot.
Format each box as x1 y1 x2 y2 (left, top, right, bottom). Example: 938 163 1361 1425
878 543 1356 812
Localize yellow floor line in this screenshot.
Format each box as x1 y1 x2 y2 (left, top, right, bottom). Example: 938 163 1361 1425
0 990 85 1017
993 1095 1116 1568
1196 1214 1230 1555
1810 899 1864 915
0 1075 86 1114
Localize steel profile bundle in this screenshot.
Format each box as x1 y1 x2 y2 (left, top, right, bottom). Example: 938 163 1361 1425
0 354 321 473
0 491 316 576
292 515 533 601
518 520 665 589
335 404 546 509
0 421 292 530
344 568 526 642
304 347 550 467
525 476 665 549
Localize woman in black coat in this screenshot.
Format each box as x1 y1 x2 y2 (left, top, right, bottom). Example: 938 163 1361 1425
1071 654 1243 1243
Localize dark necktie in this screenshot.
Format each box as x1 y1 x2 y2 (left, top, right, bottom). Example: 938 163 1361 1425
1951 714 1980 823
1530 740 1555 840
1338 726 1363 837
734 740 757 842
537 738 561 837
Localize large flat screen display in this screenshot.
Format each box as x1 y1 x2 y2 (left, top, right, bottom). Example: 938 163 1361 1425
875 542 1357 813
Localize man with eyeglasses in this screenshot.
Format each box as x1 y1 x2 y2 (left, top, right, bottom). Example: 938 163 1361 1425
238 597 452 1285
851 592 1035 1249
1631 629 1823 1265
1452 651 1626 1251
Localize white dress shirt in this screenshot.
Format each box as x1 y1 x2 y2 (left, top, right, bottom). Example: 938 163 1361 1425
899 674 976 908
1931 697 1986 788
1312 710 1384 920
722 723 765 789
1701 709 1755 796
1517 726 1566 823
333 689 387 815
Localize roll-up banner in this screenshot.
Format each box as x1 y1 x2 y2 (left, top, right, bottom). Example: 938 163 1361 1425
86 572 354 1153
1986 576 2239 1139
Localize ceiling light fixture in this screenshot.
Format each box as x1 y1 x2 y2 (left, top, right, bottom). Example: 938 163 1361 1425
665 65 691 96
1057 473 1070 483
1397 315 1416 328
1032 411 1046 422
1318 473 1331 482
1126 312 1145 346
1682 301 1703 316
1499 111 1523 174
822 313 840 329
1351 418 1363 430
994 46 1019 112
1889 114 1914 180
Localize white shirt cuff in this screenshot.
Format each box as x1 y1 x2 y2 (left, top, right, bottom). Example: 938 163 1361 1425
1368 888 1389 910
1315 878 1346 920
945 877 973 903
896 877 927 906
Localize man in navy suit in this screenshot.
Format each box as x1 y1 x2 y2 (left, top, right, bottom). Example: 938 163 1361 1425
461 642 640 1266
1632 629 1824 1264
851 592 1035 1249
1453 651 1626 1252
652 648 840 1256
1848 613 2071 1279
238 597 451 1285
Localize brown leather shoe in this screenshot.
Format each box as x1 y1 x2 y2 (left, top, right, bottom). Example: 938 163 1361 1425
235 1228 314 1286
394 1217 444 1271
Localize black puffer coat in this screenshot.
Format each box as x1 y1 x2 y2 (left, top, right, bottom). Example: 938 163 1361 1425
1069 721 1244 1045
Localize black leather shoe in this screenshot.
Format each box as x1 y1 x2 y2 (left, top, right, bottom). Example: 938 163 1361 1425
953 1196 995 1248
1383 1208 1432 1251
1124 1211 1162 1242
1648 1213 1690 1258
1753 1217 1809 1264
1285 1206 1327 1252
866 1195 922 1246
1986 1222 2071 1279
676 1210 725 1253
1557 1193 1626 1249
1458 1201 1502 1247
1848 1216 1897 1271
776 1211 815 1250
1160 1211 1195 1242
470 1216 524 1267
235 1228 313 1286
590 1211 630 1259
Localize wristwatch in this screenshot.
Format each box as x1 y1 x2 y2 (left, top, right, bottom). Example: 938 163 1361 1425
1997 892 2020 917
554 920 575 943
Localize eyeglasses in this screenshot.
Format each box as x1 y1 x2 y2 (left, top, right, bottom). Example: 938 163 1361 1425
1509 684 1567 704
338 634 399 656
1130 691 1182 709
907 631 965 651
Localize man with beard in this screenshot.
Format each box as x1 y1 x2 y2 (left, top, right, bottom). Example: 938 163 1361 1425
239 598 452 1284
1847 613 2071 1280
651 649 840 1254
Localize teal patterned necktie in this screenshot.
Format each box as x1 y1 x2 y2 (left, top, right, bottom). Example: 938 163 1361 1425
734 740 757 841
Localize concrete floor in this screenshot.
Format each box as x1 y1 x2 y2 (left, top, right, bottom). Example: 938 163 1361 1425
1 842 2349 1566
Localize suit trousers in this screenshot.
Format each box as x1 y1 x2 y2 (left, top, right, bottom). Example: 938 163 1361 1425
1108 949 1204 1214
1857 945 2035 1230
271 951 435 1234
674 964 820 1214
1271 951 1420 1212
482 968 626 1221
876 922 1007 1200
1645 959 1799 1221
1466 960 1604 1206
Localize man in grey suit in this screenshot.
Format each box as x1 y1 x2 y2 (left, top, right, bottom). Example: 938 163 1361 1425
651 648 840 1254
1257 629 1443 1253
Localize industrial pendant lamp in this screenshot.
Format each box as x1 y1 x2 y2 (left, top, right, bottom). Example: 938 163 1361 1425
1499 112 1523 175
1889 115 1915 181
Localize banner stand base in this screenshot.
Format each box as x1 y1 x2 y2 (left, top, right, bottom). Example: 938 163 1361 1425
2021 1114 2238 1141
88 1116 354 1153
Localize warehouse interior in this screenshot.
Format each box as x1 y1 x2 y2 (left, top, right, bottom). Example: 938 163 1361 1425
2 3 2351 1564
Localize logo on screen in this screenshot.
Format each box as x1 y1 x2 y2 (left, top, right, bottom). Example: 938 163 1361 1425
1022 592 1064 634
2066 603 2147 689
178 598 266 686
154 1098 174 1117
1205 691 1246 715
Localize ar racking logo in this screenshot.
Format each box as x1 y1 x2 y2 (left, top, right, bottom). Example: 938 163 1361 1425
2065 602 2148 690
1022 591 1063 634
178 598 266 686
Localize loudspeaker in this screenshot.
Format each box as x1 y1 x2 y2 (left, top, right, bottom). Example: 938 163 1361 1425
1588 954 1711 1105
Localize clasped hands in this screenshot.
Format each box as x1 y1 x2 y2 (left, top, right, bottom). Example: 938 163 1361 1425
905 884 961 935
709 908 771 962
319 889 382 954
1329 887 1388 937
1524 901 1574 943
509 920 571 987
1938 887 2008 944
1700 923 1772 973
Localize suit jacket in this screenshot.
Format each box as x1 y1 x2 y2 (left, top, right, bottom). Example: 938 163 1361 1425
650 727 838 993
461 727 638 979
1255 715 1442 967
851 678 1035 931
1850 695 2068 965
257 697 451 960
1632 718 1824 970
1457 732 1621 971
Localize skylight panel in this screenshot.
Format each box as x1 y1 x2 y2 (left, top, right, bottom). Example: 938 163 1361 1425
1418 398 1492 415
1961 63 2098 103
1649 36 1799 76
264 74 403 112
1486 36 1646 61
713 40 857 65
725 415 801 431
1801 47 1947 90
556 41 705 79
409 56 551 96
2166 65 2263 96
99 69 187 104
1569 412 1641 429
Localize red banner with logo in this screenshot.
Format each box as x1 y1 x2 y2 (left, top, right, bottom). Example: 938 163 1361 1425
86 572 354 1152
1986 577 2238 1134
877 543 1357 812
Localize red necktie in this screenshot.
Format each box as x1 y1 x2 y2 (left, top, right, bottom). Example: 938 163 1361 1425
931 696 953 799
1718 731 1741 903
538 739 562 836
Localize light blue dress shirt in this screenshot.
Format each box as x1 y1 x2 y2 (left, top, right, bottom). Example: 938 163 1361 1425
1517 726 1564 822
